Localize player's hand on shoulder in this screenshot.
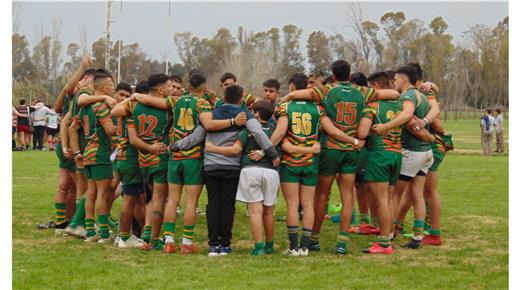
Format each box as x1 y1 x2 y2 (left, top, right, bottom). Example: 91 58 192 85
104 96 118 108
235 112 247 126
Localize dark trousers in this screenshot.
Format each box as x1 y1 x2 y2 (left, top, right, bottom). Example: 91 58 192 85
33 125 45 150
204 169 240 247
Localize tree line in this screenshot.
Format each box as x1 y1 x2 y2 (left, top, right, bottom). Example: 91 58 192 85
12 9 508 110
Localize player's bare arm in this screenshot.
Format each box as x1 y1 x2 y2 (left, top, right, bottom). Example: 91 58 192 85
198 111 247 132
320 116 364 149
132 93 169 110
372 100 414 134
111 99 132 117
78 94 117 109
205 140 243 156
270 115 289 146
127 126 166 154
281 141 321 154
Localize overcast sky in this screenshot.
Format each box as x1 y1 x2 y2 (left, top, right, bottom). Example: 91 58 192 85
15 1 508 64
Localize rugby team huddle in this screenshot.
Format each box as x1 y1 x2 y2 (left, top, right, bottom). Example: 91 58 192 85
45 55 454 256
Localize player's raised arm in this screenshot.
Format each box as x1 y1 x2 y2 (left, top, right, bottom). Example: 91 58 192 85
198 111 246 132
63 55 92 97
133 93 169 110
111 99 132 117
54 88 67 114
279 88 314 104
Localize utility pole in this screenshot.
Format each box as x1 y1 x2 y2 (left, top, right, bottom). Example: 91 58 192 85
105 0 113 70
166 0 172 75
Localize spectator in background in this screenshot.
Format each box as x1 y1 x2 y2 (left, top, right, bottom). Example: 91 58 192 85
494 109 504 153
480 109 496 156
16 100 33 151
45 105 59 151
31 99 56 150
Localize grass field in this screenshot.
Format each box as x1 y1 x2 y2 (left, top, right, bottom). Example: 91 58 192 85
12 120 508 289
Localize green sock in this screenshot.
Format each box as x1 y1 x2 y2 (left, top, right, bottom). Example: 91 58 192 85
300 228 312 249
255 242 265 251
120 231 130 241
413 220 425 239
70 197 86 227
393 220 404 234
360 213 370 224
378 236 391 248
182 224 195 244
430 229 441 236
336 231 349 249
54 203 67 225
371 216 379 228
151 238 160 246
142 225 152 242
97 215 109 239
265 241 274 249
351 208 357 225
163 222 176 243
85 218 96 237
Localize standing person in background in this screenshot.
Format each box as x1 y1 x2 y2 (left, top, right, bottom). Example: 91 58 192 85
480 109 495 156
494 109 504 153
31 99 57 150
46 105 59 151
16 100 33 151
12 106 29 150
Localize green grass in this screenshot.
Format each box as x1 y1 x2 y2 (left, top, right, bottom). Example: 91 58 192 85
13 121 508 289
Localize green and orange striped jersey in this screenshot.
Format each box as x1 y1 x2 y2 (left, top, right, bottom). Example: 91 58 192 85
79 101 113 165
215 91 256 111
167 94 211 160
276 100 323 167
361 100 403 153
201 89 219 109
432 133 447 155
311 82 373 151
127 99 170 168
116 117 138 162
70 87 94 152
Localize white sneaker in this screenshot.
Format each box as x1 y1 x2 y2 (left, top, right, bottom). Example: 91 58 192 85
113 236 121 246
64 225 75 236
282 248 299 256
84 234 99 243
117 238 130 248
54 228 66 236
73 226 86 239
196 207 205 216
127 235 145 248
298 248 309 256
97 236 113 244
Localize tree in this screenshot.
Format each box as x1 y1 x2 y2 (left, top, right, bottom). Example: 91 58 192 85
12 33 37 81
280 24 305 82
307 31 331 74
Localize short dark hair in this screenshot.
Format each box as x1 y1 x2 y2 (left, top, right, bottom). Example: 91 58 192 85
148 73 170 89
170 75 183 84
288 73 308 90
93 70 113 88
323 75 334 85
396 65 418 86
135 81 150 94
220 72 237 84
224 84 243 104
189 72 207 89
495 108 502 114
384 70 396 80
19 99 26 105
367 71 390 87
80 68 97 79
349 72 368 87
407 62 423 82
116 82 132 93
263 79 280 90
331 60 350 81
486 109 492 114
252 100 274 121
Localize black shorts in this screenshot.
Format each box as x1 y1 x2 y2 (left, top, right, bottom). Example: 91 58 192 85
46 127 58 136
